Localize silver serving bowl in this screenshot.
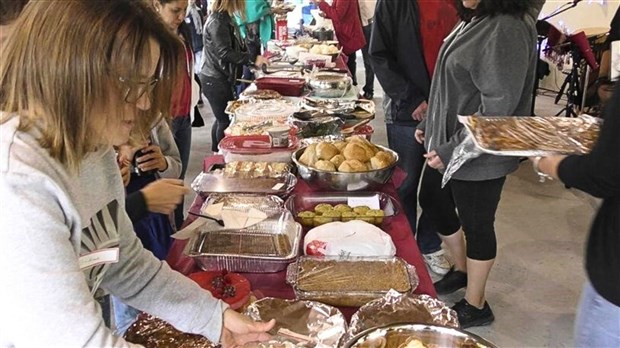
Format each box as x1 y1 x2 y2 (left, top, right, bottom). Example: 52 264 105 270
291 144 399 191
308 73 352 98
344 323 497 348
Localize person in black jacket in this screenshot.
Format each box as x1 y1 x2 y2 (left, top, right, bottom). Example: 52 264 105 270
200 0 269 153
369 0 457 276
533 87 620 347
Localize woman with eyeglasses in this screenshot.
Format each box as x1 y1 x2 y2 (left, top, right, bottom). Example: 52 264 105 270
0 0 274 346
152 0 197 229
200 0 270 153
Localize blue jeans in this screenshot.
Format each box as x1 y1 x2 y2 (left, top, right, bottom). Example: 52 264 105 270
386 123 441 254
111 296 140 337
172 116 192 228
574 280 620 347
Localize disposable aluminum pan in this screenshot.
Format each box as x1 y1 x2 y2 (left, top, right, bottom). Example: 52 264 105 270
344 323 497 348
244 298 347 348
187 213 302 273
291 145 399 191
191 171 297 198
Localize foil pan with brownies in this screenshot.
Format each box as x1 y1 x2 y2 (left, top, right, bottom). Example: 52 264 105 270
286 256 418 307
460 114 601 156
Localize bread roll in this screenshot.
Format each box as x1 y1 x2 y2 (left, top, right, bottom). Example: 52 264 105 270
333 141 347 152
329 154 345 167
299 144 318 166
343 143 371 162
338 159 368 173
314 160 337 172
374 150 394 163
349 136 379 156
370 156 390 170
316 142 339 161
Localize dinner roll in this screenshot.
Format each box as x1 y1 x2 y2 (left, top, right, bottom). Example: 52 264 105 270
314 160 337 172
343 143 371 162
329 154 345 168
299 144 318 166
338 159 368 172
316 142 339 161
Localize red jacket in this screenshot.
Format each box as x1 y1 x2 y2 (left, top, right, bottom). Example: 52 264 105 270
318 0 366 55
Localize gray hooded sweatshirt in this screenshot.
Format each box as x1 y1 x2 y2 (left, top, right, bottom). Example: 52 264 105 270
419 13 537 181
0 117 227 347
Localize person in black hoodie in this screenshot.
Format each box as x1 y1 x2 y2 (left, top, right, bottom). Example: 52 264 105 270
369 0 458 277
533 87 620 347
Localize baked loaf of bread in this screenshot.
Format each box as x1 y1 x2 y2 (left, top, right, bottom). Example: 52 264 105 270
297 136 395 173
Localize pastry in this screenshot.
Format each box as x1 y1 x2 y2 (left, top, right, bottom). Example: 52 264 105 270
316 142 339 161
314 203 334 214
333 204 352 213
338 159 368 173
341 211 358 222
314 160 337 172
333 141 348 152
297 211 316 226
343 143 371 162
366 209 385 224
299 144 318 167
370 156 391 170
353 206 371 215
329 154 345 168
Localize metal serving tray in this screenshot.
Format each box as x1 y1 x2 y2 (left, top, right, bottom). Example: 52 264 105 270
202 194 284 215
187 214 302 273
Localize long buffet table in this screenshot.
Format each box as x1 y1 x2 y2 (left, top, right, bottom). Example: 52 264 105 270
166 155 437 319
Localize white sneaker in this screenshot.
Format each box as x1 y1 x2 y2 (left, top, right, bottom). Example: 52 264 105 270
423 249 451 275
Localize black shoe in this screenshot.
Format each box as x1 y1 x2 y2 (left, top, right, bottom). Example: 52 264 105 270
434 267 467 295
452 299 495 328
362 92 373 100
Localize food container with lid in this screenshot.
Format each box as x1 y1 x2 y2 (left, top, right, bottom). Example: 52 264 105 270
233 99 298 122
219 135 300 163
255 77 307 97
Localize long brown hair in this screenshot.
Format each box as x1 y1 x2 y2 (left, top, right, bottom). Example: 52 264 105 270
0 0 182 171
211 0 245 18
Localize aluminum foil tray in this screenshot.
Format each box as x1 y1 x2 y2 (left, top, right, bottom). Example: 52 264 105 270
286 256 418 307
459 114 601 156
244 298 347 348
187 215 302 273
202 194 285 216
344 323 497 348
191 171 297 198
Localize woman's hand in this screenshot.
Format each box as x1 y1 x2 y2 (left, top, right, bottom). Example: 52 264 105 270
529 155 566 180
117 154 131 187
254 55 270 68
136 144 168 173
411 101 428 121
424 150 445 170
414 129 425 144
220 309 275 348
141 179 190 214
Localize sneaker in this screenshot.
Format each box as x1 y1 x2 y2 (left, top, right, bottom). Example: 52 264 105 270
433 267 467 295
423 250 451 275
452 299 495 328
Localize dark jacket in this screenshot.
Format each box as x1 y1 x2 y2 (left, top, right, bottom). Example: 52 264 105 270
201 11 250 84
558 87 620 307
369 0 429 126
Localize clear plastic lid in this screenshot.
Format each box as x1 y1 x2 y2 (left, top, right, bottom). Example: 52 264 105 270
218 135 299 154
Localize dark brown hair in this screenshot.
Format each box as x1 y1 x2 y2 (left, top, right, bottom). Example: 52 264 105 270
455 0 535 21
0 0 29 24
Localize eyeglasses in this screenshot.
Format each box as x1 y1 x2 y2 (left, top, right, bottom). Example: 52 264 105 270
118 76 159 104
117 62 163 104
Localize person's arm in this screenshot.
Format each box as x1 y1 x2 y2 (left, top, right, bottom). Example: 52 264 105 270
435 20 534 164
152 120 182 179
369 1 426 121
125 190 149 223
207 16 251 65
316 0 350 21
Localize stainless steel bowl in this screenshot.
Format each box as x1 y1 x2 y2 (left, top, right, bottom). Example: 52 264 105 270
308 73 352 98
344 323 497 348
291 144 399 191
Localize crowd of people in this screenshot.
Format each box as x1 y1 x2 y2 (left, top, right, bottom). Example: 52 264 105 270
0 0 618 346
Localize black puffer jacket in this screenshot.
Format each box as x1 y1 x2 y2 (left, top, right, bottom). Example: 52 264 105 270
201 11 250 84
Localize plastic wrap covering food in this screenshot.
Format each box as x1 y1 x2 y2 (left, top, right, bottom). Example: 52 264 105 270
243 298 347 348
187 213 302 273
344 323 497 348
286 256 418 307
226 119 293 137
460 114 601 155
222 161 293 179
300 135 345 146
343 290 459 344
300 98 375 120
191 170 297 197
240 89 283 100
234 99 298 122
290 111 344 139
124 313 216 348
285 191 399 227
226 99 256 115
442 115 602 187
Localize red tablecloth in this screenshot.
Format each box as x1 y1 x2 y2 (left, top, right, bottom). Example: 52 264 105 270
166 155 436 318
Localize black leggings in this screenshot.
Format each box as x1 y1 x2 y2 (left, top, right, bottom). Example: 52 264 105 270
200 75 233 152
418 166 506 261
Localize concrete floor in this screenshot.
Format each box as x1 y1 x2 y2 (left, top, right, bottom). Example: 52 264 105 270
185 63 596 347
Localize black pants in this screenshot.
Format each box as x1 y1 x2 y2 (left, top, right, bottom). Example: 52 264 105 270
418 166 506 261
347 52 357 86
360 24 374 96
200 75 234 152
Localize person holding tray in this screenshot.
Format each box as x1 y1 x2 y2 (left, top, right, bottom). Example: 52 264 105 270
532 87 620 348
415 0 538 328
0 1 274 345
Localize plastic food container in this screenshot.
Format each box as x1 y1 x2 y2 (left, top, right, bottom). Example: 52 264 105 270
219 135 300 163
285 191 399 227
255 77 306 97
187 214 302 273
286 256 418 307
233 99 298 122
267 126 291 148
